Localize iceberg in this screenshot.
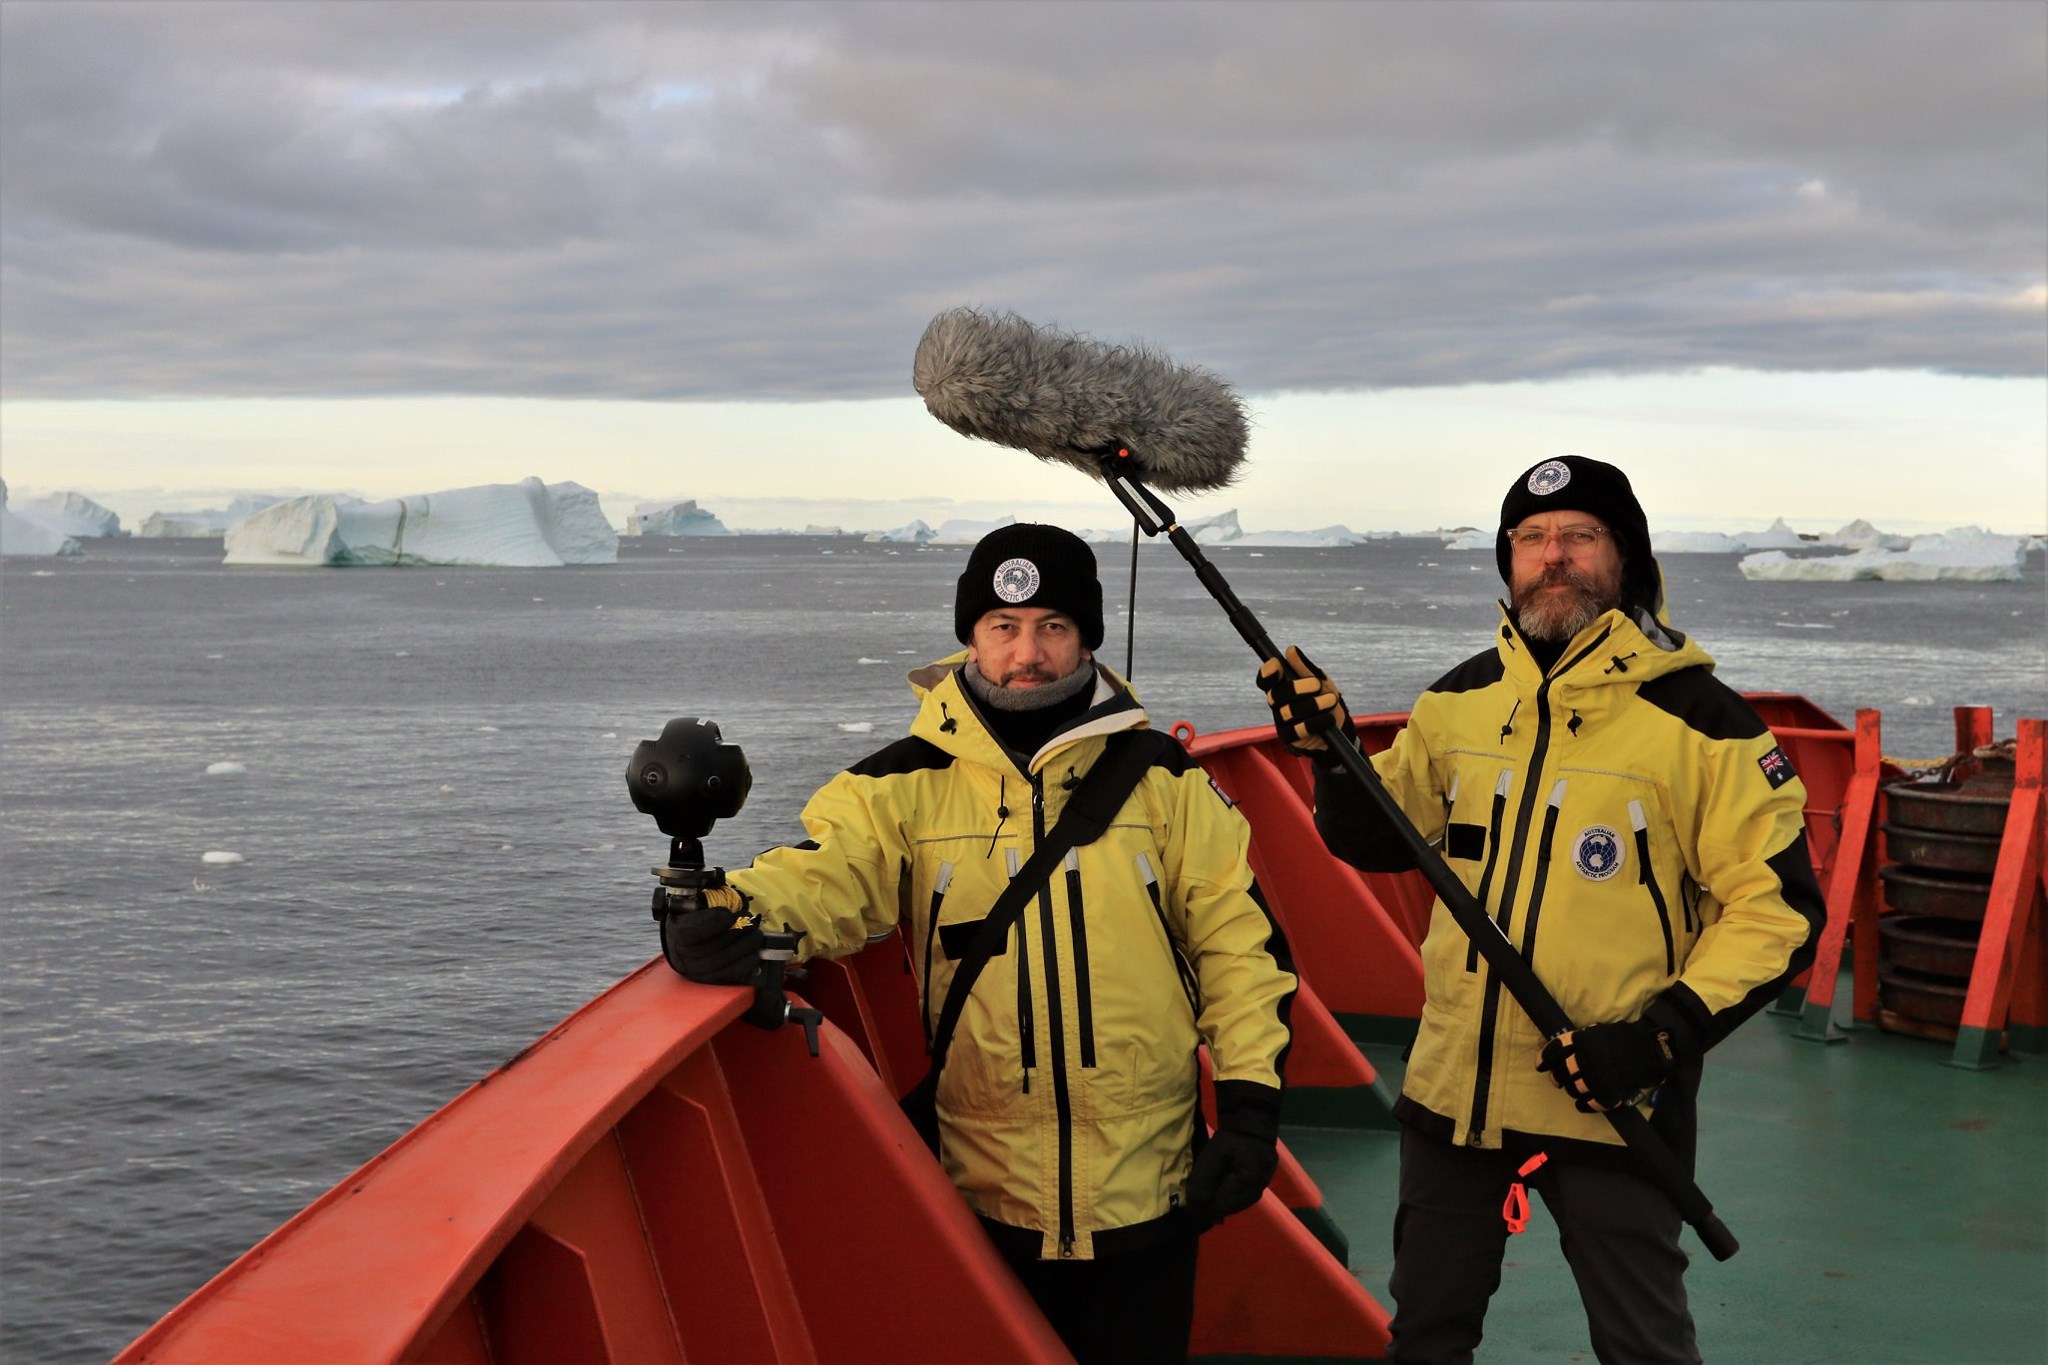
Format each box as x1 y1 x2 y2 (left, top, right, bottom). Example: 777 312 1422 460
1227 523 1369 548
1 479 84 557
1739 527 2026 583
865 520 938 544
139 495 285 538
1823 519 1912 551
930 517 1018 544
224 478 618 567
14 490 127 538
1440 528 1495 551
1653 518 1811 554
625 499 731 537
140 511 231 538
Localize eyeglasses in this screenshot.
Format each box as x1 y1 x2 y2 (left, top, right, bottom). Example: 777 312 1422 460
1508 524 1610 555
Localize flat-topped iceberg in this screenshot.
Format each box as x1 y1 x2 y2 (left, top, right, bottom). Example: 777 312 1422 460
1739 527 2026 582
626 499 731 537
14 490 126 539
0 479 83 557
224 478 617 567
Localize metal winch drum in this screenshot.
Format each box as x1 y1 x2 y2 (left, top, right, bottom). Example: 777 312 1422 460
1874 753 2016 1037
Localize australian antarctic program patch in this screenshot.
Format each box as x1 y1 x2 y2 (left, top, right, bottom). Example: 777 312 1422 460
1527 460 1572 497
1572 824 1625 881
1757 745 1797 789
993 557 1041 603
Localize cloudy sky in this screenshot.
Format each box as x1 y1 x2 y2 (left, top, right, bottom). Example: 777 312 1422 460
2 0 2043 533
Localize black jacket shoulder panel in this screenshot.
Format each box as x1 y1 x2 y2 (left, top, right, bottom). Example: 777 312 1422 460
1634 667 1769 742
846 736 955 779
1426 648 1507 697
1127 726 1200 776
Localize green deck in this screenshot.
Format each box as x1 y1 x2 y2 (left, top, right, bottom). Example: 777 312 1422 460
1275 1007 2048 1365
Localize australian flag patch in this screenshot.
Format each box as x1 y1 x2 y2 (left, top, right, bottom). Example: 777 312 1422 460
1757 745 1796 789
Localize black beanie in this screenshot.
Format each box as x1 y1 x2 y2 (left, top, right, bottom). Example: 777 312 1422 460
1495 456 1664 618
954 523 1105 650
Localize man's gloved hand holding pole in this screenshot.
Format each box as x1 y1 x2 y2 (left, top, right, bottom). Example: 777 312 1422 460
1537 996 1698 1113
667 886 764 985
1256 645 1353 762
1187 1081 1282 1231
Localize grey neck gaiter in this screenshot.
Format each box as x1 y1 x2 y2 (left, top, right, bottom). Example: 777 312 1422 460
963 659 1097 712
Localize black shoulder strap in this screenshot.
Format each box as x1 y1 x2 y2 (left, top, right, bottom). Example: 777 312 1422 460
926 731 1154 1069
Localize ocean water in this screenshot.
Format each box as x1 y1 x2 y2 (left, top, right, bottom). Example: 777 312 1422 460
2 534 2042 1362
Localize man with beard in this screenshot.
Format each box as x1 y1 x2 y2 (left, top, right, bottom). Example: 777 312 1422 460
1258 457 1823 1365
668 523 1297 1365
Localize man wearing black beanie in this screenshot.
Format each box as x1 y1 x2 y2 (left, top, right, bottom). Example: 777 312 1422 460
1260 458 1825 1365
666 521 1298 1365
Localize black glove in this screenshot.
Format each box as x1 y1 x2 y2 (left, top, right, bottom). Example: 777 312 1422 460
1187 1081 1282 1231
1537 1001 1690 1112
664 888 763 985
1255 645 1353 759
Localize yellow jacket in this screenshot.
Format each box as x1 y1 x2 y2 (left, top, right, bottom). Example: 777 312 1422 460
731 654 1297 1258
1316 606 1823 1153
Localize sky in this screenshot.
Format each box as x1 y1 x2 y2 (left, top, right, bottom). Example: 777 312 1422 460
1 0 2043 535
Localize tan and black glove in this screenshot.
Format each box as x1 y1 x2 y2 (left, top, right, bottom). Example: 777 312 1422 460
1255 645 1354 757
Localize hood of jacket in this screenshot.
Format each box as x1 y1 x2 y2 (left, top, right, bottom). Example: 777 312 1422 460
905 650 1150 775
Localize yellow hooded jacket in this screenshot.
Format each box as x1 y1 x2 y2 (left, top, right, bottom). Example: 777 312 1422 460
1316 606 1824 1154
730 654 1297 1258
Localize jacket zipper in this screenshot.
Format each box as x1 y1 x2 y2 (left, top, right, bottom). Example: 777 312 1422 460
1138 853 1201 1014
1629 800 1677 974
922 861 953 1046
1517 782 1568 964
1466 626 1609 1143
1064 847 1096 1069
1464 769 1514 973
1004 848 1036 1087
1029 775 1078 1255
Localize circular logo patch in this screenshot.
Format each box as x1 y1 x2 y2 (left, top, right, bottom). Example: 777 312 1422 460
993 557 1041 603
1572 824 1625 881
1527 459 1573 497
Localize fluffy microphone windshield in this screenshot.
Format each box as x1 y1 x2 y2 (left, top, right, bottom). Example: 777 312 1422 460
912 308 1247 493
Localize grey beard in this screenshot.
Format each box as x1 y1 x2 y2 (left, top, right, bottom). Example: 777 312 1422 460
1516 592 1607 642
1513 568 1618 642
964 660 1097 711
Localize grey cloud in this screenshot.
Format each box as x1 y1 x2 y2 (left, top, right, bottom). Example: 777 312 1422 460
1 0 2041 401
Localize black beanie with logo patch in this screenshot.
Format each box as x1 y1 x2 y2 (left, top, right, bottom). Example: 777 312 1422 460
954 523 1105 650
1495 455 1664 618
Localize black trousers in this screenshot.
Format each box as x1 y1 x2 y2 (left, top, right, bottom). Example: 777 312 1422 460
1387 1127 1700 1365
981 1218 1200 1365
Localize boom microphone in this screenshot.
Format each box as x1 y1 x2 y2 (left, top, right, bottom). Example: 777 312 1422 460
912 307 1247 493
911 304 1743 1263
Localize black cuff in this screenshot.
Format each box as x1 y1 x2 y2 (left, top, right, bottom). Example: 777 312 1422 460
1643 990 1705 1064
1212 1079 1283 1142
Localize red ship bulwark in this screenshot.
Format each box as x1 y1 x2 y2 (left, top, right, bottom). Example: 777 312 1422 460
114 699 2048 1364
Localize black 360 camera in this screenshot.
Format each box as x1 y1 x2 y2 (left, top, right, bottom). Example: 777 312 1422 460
627 718 821 1053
